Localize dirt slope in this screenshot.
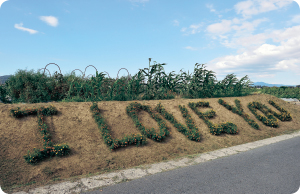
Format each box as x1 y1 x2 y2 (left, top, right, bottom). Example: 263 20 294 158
1 93 300 193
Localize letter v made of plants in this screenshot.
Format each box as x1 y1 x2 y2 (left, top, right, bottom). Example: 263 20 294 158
154 100 237 138
124 100 234 142
10 105 71 165
218 99 260 130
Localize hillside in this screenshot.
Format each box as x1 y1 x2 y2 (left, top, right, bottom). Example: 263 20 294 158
1 93 299 193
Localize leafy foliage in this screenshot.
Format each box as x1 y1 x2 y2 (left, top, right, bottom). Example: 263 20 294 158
0 63 256 104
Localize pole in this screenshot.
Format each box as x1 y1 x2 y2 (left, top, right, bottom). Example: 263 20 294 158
148 58 151 84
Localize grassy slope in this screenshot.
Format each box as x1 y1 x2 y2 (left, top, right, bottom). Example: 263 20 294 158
1 92 300 193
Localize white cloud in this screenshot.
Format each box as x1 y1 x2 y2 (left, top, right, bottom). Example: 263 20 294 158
39 16 59 27
219 35 228 39
206 19 232 34
269 59 300 70
253 43 280 55
232 18 268 33
181 27 187 32
184 46 198 51
188 0 300 83
173 20 179 26
189 24 202 34
14 23 38 34
255 74 275 78
222 33 268 49
208 25 300 78
206 3 216 12
206 17 268 37
205 17 269 50
15 16 59 34
232 18 240 24
286 14 300 26
181 23 203 35
271 25 300 42
234 0 293 18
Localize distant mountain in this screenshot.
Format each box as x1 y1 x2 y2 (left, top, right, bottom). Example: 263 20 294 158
0 74 298 87
251 82 297 87
0 75 13 85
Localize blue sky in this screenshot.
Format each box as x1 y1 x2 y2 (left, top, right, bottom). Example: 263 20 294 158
0 0 300 86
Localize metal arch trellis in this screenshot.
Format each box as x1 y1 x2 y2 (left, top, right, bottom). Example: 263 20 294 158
116 67 132 81
80 65 133 82
0 60 212 88
82 65 98 80
16 63 135 101
39 64 137 100
37 63 133 82
37 68 52 78
1 62 141 87
37 63 62 79
69 69 85 79
0 62 145 97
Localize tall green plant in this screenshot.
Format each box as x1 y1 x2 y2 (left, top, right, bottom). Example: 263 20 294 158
1 60 259 104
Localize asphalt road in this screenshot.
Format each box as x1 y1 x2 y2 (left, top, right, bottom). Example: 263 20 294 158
81 135 300 194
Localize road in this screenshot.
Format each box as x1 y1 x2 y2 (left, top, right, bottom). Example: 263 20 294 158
81 135 300 194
